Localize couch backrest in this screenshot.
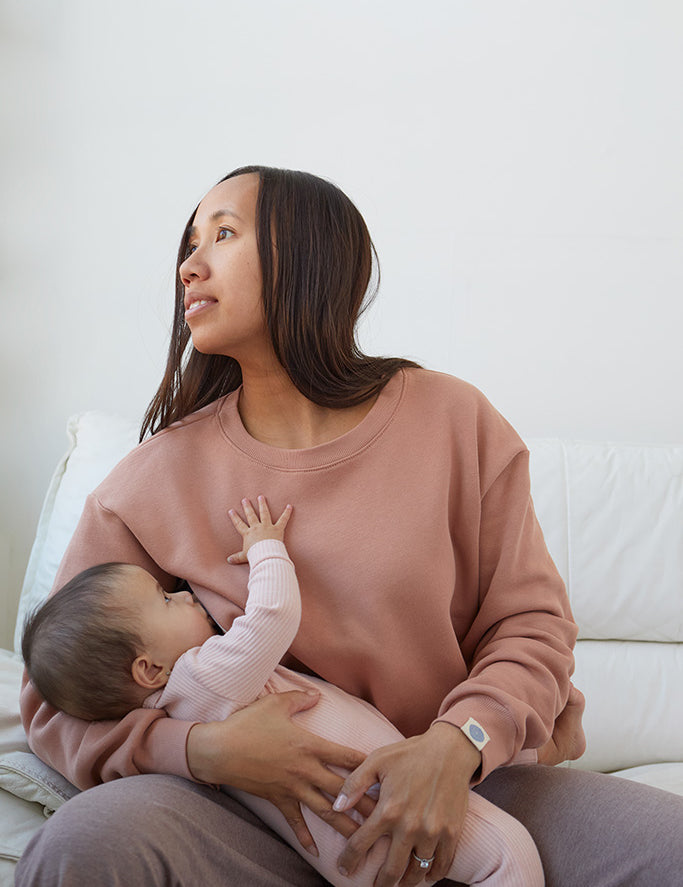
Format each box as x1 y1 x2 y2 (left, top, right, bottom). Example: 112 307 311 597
528 439 683 643
527 439 683 772
14 416 683 773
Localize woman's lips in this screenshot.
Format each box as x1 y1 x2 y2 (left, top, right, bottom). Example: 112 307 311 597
184 297 217 320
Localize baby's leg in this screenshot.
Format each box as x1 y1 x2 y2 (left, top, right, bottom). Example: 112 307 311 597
225 786 543 887
446 791 544 887
226 674 542 887
225 676 398 887
224 787 388 887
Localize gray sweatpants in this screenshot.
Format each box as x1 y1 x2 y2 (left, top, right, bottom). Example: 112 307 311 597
14 765 683 886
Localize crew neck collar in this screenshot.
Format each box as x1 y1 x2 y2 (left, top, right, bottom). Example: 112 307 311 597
216 370 406 471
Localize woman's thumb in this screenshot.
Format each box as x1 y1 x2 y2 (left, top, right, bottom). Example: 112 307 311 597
332 760 377 812
278 688 321 716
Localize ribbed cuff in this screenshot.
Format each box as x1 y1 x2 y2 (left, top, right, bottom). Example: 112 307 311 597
433 696 518 784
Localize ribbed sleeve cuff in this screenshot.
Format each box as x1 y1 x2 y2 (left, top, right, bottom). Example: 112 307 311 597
433 697 518 784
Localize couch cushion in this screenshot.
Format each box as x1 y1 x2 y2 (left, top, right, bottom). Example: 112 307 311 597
528 439 683 642
570 640 683 773
0 752 78 812
0 790 49 865
0 643 80 811
0 650 29 759
612 762 683 797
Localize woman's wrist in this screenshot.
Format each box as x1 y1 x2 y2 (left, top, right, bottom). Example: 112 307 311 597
186 721 224 784
428 721 482 781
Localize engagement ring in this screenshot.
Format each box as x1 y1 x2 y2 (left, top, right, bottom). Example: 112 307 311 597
411 852 435 870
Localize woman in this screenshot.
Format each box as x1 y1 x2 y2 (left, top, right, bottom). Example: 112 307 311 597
18 167 683 886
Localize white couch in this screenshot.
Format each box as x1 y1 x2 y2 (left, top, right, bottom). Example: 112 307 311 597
1 413 682 884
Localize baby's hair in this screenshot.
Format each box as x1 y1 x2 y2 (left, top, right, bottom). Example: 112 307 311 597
22 563 147 721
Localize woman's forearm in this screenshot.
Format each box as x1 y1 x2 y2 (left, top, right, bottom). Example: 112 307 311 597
21 672 194 788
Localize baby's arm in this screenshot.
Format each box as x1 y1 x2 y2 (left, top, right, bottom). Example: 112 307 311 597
154 498 300 721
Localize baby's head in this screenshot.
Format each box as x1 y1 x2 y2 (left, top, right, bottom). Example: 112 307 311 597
22 563 216 720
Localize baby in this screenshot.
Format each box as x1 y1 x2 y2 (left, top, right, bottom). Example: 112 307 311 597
23 497 544 887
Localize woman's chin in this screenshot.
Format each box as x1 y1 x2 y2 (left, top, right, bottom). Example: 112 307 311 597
188 335 230 358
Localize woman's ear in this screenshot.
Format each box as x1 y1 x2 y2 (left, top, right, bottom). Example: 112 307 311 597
131 654 168 690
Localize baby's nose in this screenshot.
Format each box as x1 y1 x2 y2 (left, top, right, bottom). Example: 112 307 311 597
179 590 194 604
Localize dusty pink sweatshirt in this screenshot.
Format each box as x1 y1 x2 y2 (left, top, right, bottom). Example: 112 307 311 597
21 369 577 788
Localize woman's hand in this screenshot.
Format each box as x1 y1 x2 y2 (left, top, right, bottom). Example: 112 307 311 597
186 689 373 856
537 683 586 766
334 722 481 887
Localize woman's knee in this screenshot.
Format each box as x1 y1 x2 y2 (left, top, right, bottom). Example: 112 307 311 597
475 764 683 886
16 774 328 887
16 776 190 886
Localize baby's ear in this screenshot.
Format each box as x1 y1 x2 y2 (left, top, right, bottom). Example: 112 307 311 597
131 655 168 690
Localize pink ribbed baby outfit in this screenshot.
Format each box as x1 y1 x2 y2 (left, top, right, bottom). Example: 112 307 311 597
142 538 542 886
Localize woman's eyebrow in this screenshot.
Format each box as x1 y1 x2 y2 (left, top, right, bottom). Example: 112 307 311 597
187 209 243 239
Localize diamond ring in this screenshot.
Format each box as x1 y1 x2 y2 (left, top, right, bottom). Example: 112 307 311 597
411 852 435 870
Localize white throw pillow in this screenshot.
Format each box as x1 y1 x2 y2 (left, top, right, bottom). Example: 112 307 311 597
14 412 140 654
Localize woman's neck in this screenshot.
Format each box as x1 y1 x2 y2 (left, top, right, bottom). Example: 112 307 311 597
237 369 377 449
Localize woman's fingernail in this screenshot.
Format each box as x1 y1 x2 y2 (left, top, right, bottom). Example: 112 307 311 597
338 865 349 877
306 845 319 858
332 793 348 812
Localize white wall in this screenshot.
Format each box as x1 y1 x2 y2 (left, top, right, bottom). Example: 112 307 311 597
2 0 682 648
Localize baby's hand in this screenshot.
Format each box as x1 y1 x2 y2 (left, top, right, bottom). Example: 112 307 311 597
227 496 293 565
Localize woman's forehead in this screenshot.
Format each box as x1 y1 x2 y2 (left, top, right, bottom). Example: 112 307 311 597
194 173 260 224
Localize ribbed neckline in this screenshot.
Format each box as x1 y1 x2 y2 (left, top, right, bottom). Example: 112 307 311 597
216 369 406 471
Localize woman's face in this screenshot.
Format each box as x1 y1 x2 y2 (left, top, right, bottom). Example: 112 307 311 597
179 173 272 365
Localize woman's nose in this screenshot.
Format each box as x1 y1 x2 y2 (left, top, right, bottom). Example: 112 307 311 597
179 250 208 285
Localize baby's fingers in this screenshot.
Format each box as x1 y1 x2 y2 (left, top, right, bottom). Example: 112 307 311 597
228 508 248 533
241 497 260 525
274 502 293 530
227 549 248 565
256 494 274 525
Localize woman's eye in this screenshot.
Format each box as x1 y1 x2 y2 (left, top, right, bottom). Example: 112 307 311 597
216 228 234 242
186 244 197 256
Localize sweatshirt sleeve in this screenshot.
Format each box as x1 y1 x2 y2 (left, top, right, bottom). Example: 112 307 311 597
434 449 577 781
20 493 197 789
153 540 301 722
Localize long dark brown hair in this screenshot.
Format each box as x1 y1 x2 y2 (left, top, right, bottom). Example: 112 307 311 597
140 166 419 439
